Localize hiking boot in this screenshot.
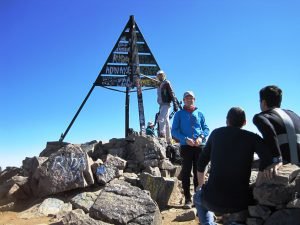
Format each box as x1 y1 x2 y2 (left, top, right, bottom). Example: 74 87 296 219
183 200 192 209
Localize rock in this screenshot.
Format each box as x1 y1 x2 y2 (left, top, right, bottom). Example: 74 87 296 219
31 144 94 197
287 198 300 208
264 208 300 225
90 179 161 225
54 209 112 225
139 172 183 209
248 205 271 220
22 156 47 177
246 217 264 225
0 175 30 204
158 159 174 170
174 208 196 222
38 198 72 216
92 155 126 185
39 141 69 157
253 164 300 206
144 166 161 177
0 167 23 184
122 172 139 187
0 202 15 211
70 191 101 213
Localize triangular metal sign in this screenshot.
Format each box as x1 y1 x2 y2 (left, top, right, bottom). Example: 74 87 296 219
59 16 160 142
94 16 160 90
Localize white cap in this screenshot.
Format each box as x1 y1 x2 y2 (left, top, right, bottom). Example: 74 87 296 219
183 91 195 99
147 121 154 127
156 70 165 76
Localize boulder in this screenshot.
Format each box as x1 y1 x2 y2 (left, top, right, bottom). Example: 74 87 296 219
253 164 300 206
39 141 69 157
55 209 112 225
70 190 101 213
31 144 94 197
139 172 183 209
90 179 161 225
264 209 300 225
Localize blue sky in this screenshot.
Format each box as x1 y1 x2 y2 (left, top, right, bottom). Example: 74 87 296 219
1 0 300 168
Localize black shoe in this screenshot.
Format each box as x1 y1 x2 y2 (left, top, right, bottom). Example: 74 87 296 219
183 200 192 209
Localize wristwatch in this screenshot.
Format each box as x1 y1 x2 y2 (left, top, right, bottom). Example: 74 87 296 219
272 156 283 163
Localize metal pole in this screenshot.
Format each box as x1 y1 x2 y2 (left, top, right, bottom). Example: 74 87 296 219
125 87 130 137
59 85 96 142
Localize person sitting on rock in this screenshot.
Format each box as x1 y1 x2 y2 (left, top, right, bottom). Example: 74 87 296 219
194 107 274 225
146 121 156 137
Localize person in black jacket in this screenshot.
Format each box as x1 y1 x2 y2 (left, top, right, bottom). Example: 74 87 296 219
253 85 300 166
194 107 273 225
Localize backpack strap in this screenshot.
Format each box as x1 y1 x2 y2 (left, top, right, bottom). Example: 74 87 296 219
272 108 299 164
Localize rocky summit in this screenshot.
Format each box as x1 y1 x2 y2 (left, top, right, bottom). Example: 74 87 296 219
0 133 300 225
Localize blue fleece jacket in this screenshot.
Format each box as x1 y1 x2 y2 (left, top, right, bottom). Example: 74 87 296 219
171 108 210 145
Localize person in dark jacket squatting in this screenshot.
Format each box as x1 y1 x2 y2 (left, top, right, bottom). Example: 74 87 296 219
253 85 300 166
194 107 273 225
172 91 209 209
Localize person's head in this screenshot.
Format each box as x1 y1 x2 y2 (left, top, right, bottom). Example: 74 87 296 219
147 121 154 128
183 91 195 107
156 70 166 82
226 107 246 128
259 85 282 111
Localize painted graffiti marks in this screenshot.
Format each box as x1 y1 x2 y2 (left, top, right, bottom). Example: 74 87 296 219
100 76 157 88
140 66 160 76
115 41 130 53
103 65 131 75
101 76 132 87
140 77 158 87
51 152 87 184
112 54 129 64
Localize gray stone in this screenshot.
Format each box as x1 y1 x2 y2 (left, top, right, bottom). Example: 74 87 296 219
54 209 112 225
31 144 94 197
144 166 161 177
70 191 101 213
22 156 47 177
106 154 127 170
0 175 30 203
248 205 271 220
80 140 98 154
287 198 300 208
39 141 69 157
253 164 300 206
139 172 183 209
38 198 72 216
246 217 264 225
122 172 139 186
174 208 196 222
0 167 23 185
89 179 161 225
264 208 300 225
158 159 174 170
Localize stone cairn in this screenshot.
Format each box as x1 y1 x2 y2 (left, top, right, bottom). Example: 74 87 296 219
0 134 183 225
222 163 300 225
1 133 300 225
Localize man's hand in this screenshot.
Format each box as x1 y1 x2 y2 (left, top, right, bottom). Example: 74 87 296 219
195 137 203 146
264 162 282 179
186 137 195 146
256 162 282 186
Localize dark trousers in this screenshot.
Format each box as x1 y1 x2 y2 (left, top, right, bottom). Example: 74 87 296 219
180 145 203 201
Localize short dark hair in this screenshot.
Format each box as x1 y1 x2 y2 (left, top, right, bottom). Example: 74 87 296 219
259 85 282 108
226 107 246 128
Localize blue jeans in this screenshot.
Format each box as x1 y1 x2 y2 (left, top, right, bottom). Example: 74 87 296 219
193 189 216 225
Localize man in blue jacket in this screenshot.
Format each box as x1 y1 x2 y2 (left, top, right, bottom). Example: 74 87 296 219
171 91 209 209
